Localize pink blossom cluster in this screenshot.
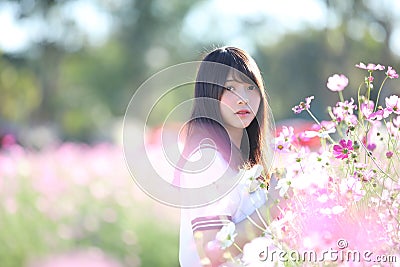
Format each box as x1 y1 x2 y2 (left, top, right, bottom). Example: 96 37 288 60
265 62 400 262
292 96 314 114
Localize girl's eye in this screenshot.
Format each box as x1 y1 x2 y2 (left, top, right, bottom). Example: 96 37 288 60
248 85 256 90
225 86 234 91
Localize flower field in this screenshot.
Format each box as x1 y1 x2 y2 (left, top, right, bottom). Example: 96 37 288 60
0 140 180 267
214 63 400 266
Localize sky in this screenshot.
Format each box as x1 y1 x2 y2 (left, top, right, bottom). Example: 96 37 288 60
1 0 400 55
181 0 329 53
0 0 113 52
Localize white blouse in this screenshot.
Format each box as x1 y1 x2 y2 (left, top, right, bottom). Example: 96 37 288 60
178 147 267 267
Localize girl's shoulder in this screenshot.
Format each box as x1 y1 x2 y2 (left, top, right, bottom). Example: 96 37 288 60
182 130 229 164
178 142 238 189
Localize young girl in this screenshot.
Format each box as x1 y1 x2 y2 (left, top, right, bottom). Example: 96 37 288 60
176 46 278 266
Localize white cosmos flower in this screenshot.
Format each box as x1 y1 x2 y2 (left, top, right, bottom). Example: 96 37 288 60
303 127 336 138
240 164 264 193
275 176 293 197
242 164 263 182
215 222 237 249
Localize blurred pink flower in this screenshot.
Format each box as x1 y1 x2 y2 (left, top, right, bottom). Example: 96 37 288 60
1 134 16 148
303 121 336 138
368 76 374 82
292 96 314 114
274 126 295 152
386 122 400 139
28 250 124 267
385 95 400 114
333 139 353 160
359 169 375 182
360 100 374 119
340 176 365 201
393 115 400 127
355 62 385 71
386 66 399 79
368 109 390 121
332 98 357 122
280 125 295 140
327 74 349 91
274 137 291 152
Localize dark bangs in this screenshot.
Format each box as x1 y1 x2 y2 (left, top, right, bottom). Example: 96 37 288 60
202 47 261 91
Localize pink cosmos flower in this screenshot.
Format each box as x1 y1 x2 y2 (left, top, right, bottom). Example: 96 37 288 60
386 122 399 138
344 114 358 126
292 96 314 114
338 98 357 112
332 98 357 122
303 121 336 138
280 125 295 140
340 176 365 201
274 138 290 152
327 74 349 92
359 169 376 182
362 121 380 152
368 109 390 121
291 105 303 114
366 143 376 151
274 126 295 152
360 100 374 119
355 62 385 71
386 66 399 79
385 95 400 114
393 115 400 127
333 139 354 160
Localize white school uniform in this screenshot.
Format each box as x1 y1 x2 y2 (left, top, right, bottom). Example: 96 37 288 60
177 147 267 267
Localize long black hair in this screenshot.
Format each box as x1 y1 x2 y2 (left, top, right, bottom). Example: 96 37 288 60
182 46 270 173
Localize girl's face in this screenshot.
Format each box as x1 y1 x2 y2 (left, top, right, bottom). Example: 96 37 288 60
219 71 261 131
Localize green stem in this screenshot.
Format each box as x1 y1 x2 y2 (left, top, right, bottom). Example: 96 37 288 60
338 91 344 103
254 207 269 230
245 215 266 232
357 82 363 122
367 71 372 101
355 135 393 180
306 108 321 126
374 76 389 112
233 242 243 253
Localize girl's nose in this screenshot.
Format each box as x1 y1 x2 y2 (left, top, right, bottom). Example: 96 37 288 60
237 96 249 105
236 89 249 104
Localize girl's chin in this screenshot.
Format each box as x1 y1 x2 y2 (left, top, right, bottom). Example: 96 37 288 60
237 118 254 127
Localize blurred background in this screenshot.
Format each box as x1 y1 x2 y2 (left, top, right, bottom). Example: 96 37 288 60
1 0 400 266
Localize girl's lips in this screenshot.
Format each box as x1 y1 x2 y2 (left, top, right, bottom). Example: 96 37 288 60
235 110 252 118
235 109 251 114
